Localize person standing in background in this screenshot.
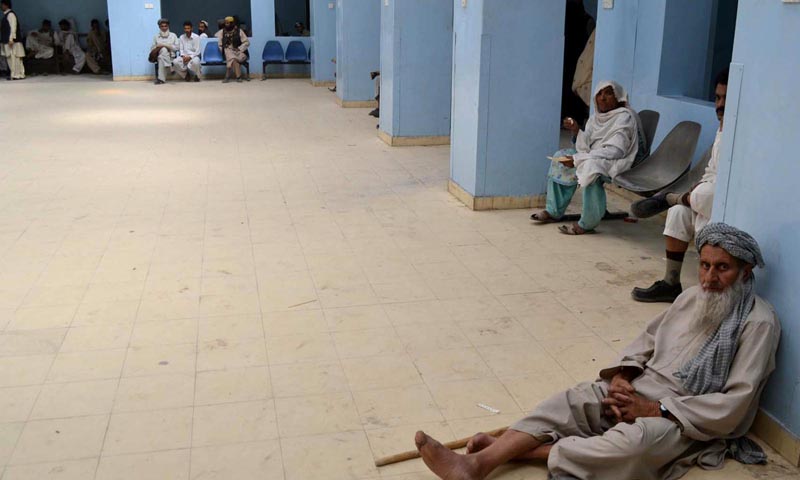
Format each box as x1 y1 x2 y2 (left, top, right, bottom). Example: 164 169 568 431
0 0 25 80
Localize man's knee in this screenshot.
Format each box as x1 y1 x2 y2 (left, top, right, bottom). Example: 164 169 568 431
690 183 714 219
608 418 682 458
664 205 694 243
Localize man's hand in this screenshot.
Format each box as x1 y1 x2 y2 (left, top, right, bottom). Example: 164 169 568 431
604 391 660 423
182 55 190 63
8 39 14 47
602 372 635 421
562 156 575 169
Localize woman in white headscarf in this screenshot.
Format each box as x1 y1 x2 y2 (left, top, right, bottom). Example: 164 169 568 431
531 81 648 235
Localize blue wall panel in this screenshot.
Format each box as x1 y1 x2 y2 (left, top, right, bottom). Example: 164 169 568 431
310 0 336 83
450 0 564 198
336 0 381 103
713 0 800 438
379 0 453 139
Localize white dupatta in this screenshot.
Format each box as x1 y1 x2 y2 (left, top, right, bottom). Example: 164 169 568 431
573 81 643 187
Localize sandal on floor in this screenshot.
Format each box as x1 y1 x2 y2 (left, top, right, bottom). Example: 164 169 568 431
558 223 596 235
530 211 560 224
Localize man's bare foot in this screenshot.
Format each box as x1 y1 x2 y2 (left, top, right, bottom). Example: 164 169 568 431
466 432 496 454
416 431 482 480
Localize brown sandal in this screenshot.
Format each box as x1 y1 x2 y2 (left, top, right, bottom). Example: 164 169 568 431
530 210 560 224
558 223 596 235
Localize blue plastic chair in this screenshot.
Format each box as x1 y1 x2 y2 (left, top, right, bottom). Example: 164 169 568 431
285 41 309 63
201 42 225 67
262 40 285 79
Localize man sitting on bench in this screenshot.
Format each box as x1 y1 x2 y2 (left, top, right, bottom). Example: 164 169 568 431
57 18 101 74
150 18 178 85
219 16 248 83
530 81 648 235
631 69 729 303
173 20 201 82
26 20 55 60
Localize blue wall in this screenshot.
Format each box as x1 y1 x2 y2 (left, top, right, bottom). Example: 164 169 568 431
593 0 720 162
335 0 381 103
310 0 336 83
450 0 564 198
109 0 163 78
379 0 453 138
713 0 800 439
13 0 108 34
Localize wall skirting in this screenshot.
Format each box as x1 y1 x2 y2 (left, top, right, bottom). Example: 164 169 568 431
312 80 336 87
334 97 378 108
113 75 154 81
378 130 450 147
448 180 545 211
752 409 800 466
262 73 312 79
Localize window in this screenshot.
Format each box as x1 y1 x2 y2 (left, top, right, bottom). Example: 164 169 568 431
274 0 311 37
658 0 737 102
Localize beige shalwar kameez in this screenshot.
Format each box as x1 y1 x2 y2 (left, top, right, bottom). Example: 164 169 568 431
152 31 178 82
219 28 249 69
512 286 780 480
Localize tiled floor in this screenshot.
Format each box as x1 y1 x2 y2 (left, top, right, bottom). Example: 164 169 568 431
0 77 796 480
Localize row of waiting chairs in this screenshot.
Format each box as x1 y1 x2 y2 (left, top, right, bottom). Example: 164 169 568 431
196 40 311 80
261 40 310 79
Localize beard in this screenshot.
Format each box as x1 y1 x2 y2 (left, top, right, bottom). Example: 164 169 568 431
693 273 745 333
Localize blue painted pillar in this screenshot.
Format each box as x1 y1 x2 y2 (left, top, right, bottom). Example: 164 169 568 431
108 0 163 80
311 0 337 85
379 0 453 146
336 0 381 107
449 0 565 209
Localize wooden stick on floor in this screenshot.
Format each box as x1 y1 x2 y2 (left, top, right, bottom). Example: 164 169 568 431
374 427 509 467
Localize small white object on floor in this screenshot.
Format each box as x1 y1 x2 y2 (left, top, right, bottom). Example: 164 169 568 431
477 403 500 414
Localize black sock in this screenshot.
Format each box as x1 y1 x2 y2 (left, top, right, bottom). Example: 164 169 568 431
664 251 686 286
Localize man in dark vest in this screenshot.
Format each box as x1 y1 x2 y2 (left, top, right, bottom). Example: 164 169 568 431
1 0 25 80
218 16 249 83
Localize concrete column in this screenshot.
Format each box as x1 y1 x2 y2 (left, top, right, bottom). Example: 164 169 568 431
335 0 381 107
311 0 337 86
448 0 565 210
378 0 453 146
108 0 163 80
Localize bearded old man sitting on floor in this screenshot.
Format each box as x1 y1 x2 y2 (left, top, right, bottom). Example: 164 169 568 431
415 223 780 480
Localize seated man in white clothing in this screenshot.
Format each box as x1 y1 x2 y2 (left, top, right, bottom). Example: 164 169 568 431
26 20 55 60
197 20 209 39
173 21 201 82
150 18 178 85
57 18 101 74
631 68 729 303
